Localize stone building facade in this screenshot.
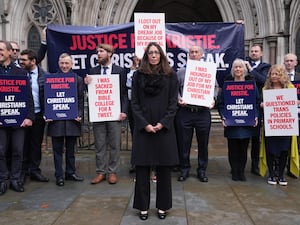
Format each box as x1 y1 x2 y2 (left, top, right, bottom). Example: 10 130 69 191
0 0 300 67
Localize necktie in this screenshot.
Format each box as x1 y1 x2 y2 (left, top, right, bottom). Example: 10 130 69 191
28 72 33 84
103 66 108 75
289 73 294 81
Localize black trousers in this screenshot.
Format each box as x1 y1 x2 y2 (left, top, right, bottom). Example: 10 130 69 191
266 151 288 178
0 127 26 182
251 119 262 170
133 166 172 211
176 107 211 175
227 138 249 175
23 113 45 175
52 136 77 178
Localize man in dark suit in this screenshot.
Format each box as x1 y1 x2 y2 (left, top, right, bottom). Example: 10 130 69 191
245 44 271 175
284 53 300 81
85 43 128 185
176 45 213 183
0 40 35 195
19 49 49 184
284 53 300 178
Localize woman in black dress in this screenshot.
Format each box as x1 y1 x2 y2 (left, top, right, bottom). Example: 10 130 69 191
131 42 179 220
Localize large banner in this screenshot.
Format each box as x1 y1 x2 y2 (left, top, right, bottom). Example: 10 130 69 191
0 75 28 127
46 22 244 85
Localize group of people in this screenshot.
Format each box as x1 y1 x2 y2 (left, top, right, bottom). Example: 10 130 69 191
1 38 299 221
0 39 86 196
217 45 300 186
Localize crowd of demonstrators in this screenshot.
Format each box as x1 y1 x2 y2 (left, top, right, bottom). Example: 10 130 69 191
259 64 297 186
131 42 179 220
0 40 34 195
1 32 300 220
45 53 84 187
85 43 128 185
217 59 260 181
175 45 212 183
244 44 271 176
19 49 48 184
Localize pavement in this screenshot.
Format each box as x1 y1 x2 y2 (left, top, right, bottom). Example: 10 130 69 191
1 123 300 225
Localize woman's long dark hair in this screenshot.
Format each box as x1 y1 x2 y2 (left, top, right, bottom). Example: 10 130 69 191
139 42 173 76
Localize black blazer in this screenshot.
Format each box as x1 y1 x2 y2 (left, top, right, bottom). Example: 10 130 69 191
89 64 128 114
36 66 46 113
248 62 271 93
294 72 300 81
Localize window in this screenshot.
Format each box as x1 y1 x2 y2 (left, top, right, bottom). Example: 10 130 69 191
27 25 41 52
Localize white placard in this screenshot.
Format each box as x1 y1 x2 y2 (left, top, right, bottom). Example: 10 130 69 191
87 74 120 122
263 88 299 136
182 59 217 107
134 13 166 59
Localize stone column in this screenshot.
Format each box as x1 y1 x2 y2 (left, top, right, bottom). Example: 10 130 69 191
266 36 278 65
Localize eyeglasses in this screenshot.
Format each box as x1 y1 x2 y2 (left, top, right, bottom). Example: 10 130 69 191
12 48 20 52
147 51 160 55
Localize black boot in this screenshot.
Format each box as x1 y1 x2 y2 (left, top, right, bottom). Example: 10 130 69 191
231 168 239 181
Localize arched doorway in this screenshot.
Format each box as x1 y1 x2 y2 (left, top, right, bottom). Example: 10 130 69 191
130 0 223 22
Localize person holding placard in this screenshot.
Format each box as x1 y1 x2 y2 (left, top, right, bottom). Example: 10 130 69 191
131 42 178 220
260 64 297 186
0 40 34 195
217 59 260 181
176 45 211 183
46 53 84 187
85 43 128 185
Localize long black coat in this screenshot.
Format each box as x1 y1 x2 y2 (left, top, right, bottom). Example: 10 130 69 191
47 72 84 137
131 71 179 166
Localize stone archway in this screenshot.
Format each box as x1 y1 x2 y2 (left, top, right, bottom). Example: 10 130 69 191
130 0 223 22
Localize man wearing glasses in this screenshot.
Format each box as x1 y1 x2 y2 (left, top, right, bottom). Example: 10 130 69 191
10 41 21 68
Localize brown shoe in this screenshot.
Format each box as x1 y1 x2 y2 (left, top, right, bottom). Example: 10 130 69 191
108 173 118 184
90 174 106 184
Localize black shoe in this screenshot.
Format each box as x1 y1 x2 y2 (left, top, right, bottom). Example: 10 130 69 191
287 171 297 179
139 211 148 220
56 177 64 186
19 172 27 185
251 168 260 176
31 173 49 182
198 172 208 182
177 173 189 182
65 174 84 181
10 181 24 192
0 182 8 195
239 174 247 181
157 209 167 219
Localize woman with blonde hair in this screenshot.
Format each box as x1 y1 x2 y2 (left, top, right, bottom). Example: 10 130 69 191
261 64 295 186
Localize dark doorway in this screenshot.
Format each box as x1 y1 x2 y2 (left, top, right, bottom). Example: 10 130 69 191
130 0 223 22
